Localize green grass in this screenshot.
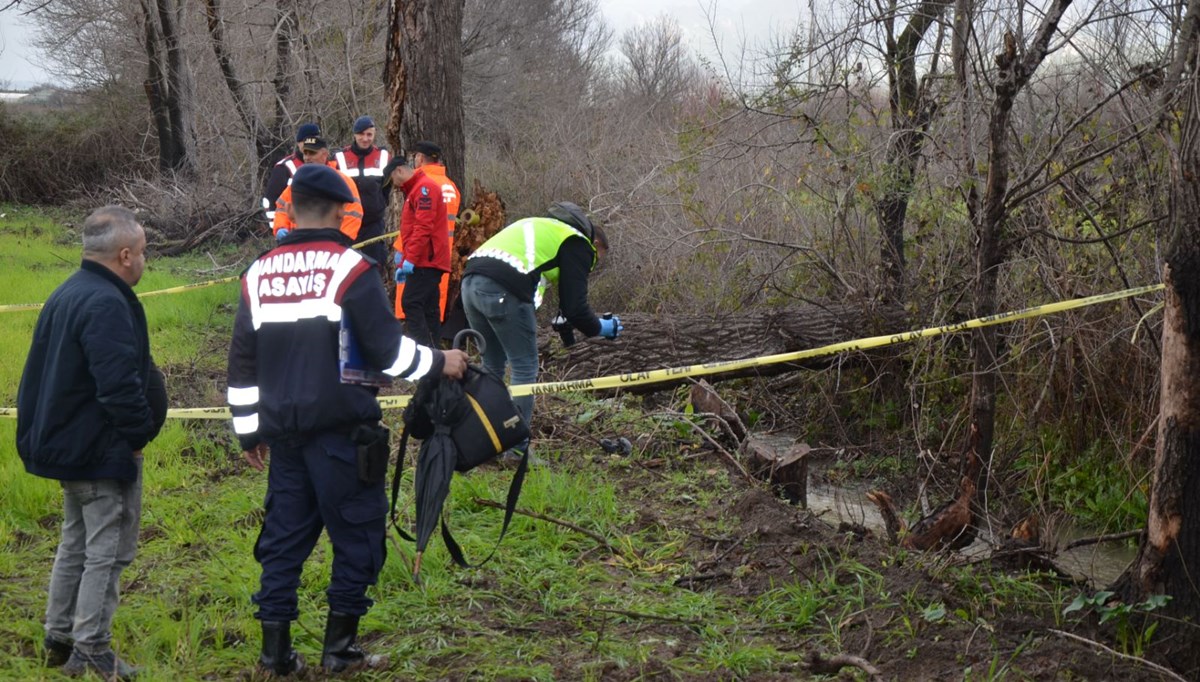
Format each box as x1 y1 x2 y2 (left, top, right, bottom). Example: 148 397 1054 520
0 207 1163 680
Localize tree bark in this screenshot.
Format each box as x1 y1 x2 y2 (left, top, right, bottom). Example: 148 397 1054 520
876 0 950 304
139 0 174 173
271 0 298 150
538 304 908 388
1116 1 1200 657
204 0 277 179
384 0 466 191
139 0 197 176
969 0 1073 496
157 0 197 177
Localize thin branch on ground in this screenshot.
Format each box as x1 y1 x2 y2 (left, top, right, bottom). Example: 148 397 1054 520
806 651 884 681
1048 629 1188 682
472 497 624 557
1064 529 1143 551
651 411 755 484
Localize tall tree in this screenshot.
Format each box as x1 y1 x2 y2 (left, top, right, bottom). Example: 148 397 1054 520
1117 0 1200 662
385 0 466 192
139 0 197 176
967 0 1073 491
876 0 950 303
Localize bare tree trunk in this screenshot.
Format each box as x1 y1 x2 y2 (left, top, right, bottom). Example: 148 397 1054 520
271 0 298 152
139 0 197 176
140 0 174 172
157 0 197 177
384 0 466 190
1116 0 1200 662
969 1 1073 493
876 0 950 304
204 0 277 179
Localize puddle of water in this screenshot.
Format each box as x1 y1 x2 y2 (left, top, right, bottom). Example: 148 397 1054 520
802 477 1133 586
745 432 1136 585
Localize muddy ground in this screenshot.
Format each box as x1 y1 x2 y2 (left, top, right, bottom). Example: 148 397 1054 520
510 395 1184 681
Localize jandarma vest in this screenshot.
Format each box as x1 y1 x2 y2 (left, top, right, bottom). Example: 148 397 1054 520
468 217 597 307
336 147 390 178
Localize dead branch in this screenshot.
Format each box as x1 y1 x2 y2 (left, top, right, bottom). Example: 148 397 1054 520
471 497 624 557
1064 529 1143 551
650 411 755 484
806 651 884 682
1048 629 1189 682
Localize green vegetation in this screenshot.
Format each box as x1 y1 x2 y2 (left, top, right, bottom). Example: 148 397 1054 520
0 208 1162 679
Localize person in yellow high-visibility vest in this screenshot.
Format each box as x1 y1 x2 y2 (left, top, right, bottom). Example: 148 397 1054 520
393 141 459 322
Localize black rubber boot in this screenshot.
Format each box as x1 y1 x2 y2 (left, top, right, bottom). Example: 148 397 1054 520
320 611 388 673
258 621 304 677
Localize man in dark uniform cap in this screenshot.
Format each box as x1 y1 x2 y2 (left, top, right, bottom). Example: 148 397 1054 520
228 164 468 676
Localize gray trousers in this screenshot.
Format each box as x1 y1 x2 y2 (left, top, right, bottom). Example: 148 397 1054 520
44 458 142 654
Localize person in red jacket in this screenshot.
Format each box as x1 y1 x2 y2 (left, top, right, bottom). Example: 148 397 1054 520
384 156 449 346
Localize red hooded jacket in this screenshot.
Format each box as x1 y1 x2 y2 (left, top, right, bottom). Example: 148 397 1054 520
393 168 449 271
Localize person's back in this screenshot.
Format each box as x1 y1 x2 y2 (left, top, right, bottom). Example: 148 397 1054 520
461 202 622 463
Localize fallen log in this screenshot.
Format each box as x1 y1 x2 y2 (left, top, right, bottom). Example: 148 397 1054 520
538 303 908 390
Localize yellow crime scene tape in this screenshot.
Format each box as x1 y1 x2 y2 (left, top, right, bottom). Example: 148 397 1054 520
0 282 1164 421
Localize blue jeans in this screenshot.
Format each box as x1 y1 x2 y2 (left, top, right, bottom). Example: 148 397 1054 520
45 458 142 654
460 274 537 436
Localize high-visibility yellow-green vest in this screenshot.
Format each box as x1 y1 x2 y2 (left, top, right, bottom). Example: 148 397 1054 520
468 217 596 307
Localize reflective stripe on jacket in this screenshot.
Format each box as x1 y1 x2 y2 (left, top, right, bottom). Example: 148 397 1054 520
467 217 596 308
272 164 364 240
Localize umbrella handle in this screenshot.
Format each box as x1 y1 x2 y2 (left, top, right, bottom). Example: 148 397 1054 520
453 328 486 354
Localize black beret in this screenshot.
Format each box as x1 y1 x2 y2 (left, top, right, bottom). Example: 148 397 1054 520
413 141 441 159
380 156 410 189
291 164 356 203
295 122 320 142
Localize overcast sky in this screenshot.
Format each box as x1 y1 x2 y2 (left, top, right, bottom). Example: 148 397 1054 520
0 0 808 89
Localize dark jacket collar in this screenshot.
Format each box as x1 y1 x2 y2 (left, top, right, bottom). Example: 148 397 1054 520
80 259 137 302
277 227 353 247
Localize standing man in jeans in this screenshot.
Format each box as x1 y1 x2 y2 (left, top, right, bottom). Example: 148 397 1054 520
17 205 167 681
461 201 622 461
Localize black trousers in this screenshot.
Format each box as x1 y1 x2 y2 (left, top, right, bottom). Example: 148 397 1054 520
401 267 443 347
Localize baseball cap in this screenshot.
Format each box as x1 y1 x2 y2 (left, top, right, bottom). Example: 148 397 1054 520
295 122 320 142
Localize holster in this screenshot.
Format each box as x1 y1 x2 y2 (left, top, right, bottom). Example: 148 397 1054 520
349 423 390 485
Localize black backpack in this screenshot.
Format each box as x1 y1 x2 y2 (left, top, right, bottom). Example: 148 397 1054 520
388 330 531 580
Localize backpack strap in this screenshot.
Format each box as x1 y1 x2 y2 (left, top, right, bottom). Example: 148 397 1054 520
441 446 529 569
389 426 417 543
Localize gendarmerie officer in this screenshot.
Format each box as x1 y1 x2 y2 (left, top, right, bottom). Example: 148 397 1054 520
227 164 467 676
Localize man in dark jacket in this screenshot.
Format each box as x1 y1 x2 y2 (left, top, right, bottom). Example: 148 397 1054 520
228 164 467 676
261 122 320 224
17 205 166 681
335 115 390 266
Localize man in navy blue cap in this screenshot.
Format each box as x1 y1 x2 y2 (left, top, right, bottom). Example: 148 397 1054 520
228 163 467 677
335 116 390 267
260 122 321 225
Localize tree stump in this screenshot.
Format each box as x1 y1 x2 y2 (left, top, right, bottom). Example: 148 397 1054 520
742 437 810 506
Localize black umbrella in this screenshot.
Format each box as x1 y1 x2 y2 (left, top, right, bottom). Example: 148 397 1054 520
409 375 469 579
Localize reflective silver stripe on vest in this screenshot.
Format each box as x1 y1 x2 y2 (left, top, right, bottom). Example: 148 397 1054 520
336 151 361 177
469 249 529 273
363 148 389 176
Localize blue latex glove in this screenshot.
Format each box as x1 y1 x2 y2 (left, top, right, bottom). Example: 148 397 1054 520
598 315 623 339
393 252 415 274
275 228 290 241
